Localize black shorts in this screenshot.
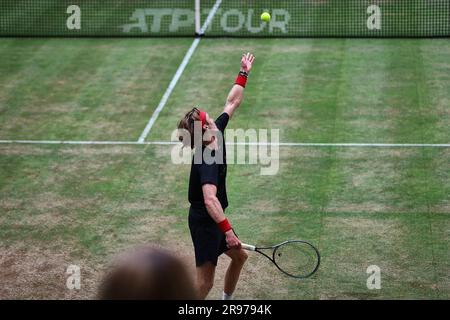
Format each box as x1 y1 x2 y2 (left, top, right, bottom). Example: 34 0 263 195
188 206 229 267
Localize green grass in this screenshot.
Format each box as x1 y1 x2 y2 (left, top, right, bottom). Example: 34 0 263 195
0 38 192 140
0 38 449 299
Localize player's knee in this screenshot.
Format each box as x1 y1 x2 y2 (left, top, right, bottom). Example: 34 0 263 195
233 250 248 264
241 250 249 262
199 279 214 293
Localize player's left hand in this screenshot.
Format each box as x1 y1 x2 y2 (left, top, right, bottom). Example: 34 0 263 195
240 52 255 74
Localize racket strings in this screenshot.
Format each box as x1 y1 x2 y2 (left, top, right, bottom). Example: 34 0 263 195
274 242 319 278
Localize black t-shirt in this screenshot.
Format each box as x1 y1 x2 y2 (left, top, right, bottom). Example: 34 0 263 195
188 113 229 212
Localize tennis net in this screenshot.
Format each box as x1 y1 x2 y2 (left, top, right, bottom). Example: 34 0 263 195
1 0 449 37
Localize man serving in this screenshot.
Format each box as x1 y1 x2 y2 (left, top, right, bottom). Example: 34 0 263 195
177 53 255 300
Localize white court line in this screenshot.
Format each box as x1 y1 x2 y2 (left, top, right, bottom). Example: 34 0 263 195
137 0 223 143
0 140 449 147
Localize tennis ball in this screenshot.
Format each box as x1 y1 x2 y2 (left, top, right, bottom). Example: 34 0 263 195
261 12 271 22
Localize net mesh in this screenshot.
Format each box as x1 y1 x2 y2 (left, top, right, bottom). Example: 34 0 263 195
0 0 449 37
204 0 450 37
0 0 196 36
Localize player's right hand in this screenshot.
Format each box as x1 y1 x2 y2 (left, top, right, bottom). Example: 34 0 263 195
225 229 241 249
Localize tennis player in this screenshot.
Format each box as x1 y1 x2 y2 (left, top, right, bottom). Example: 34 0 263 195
177 53 255 300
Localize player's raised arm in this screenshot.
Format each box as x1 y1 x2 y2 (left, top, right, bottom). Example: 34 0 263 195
223 52 255 119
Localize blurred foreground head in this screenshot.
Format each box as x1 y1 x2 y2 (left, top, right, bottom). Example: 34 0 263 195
99 246 197 300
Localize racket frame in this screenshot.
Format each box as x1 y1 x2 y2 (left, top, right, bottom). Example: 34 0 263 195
242 240 320 279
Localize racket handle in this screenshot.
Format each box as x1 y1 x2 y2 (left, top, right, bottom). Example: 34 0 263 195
241 243 256 251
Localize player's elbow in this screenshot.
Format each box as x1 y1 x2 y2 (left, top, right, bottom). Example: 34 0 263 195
203 194 217 209
224 101 240 118
226 100 241 111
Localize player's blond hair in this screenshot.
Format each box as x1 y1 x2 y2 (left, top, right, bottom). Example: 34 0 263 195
177 107 202 149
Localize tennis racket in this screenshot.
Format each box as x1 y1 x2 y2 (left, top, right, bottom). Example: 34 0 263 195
242 240 320 279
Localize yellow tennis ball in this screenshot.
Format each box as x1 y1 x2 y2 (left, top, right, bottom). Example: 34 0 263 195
261 12 271 22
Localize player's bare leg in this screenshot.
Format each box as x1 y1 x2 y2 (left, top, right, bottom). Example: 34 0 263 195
223 248 248 299
196 262 216 299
